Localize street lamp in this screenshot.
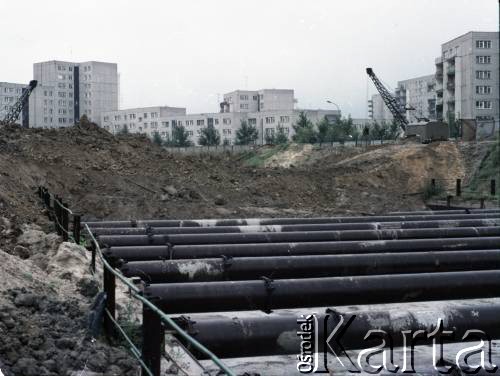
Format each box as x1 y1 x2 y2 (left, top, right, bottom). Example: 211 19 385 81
326 100 342 122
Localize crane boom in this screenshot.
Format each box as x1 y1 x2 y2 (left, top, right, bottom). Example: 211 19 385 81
366 68 408 131
1 80 38 126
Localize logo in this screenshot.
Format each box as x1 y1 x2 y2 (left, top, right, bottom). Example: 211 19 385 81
296 313 498 374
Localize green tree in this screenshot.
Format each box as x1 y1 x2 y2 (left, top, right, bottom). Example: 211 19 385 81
388 120 400 140
198 126 221 146
235 120 259 145
166 125 192 147
152 131 163 146
317 116 334 143
274 124 289 145
292 112 318 143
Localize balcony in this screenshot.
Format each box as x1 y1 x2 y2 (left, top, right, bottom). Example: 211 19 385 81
446 66 455 75
435 71 444 81
446 81 455 91
436 98 443 107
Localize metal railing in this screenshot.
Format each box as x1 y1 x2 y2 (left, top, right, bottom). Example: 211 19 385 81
36 186 235 376
37 186 81 243
85 226 236 376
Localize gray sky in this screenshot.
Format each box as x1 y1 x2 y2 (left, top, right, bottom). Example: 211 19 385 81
1 0 498 117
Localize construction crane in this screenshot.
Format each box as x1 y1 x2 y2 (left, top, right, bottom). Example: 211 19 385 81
366 68 408 132
0 80 38 126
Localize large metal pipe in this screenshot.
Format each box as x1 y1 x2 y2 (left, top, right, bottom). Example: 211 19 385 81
106 237 500 261
98 227 500 247
84 212 500 228
120 250 500 283
143 270 500 313
388 209 500 215
88 218 500 236
177 303 500 358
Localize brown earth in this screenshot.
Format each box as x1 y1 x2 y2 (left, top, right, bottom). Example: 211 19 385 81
0 123 479 227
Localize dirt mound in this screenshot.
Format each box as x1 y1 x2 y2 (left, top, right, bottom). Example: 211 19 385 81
0 126 486 225
0 221 139 375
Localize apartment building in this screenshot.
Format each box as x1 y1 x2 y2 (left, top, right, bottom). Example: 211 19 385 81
435 31 499 125
0 82 28 126
29 60 118 128
396 74 437 122
368 94 394 122
101 89 340 145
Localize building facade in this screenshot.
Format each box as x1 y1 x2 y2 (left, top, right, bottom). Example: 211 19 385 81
0 82 28 126
396 74 437 122
368 94 394 123
435 31 499 126
29 60 118 128
101 89 340 145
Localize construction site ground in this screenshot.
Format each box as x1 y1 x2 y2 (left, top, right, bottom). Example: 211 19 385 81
0 123 498 375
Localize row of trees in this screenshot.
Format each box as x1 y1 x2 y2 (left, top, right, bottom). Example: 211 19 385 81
132 112 402 147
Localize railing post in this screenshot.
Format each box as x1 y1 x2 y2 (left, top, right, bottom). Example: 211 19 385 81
90 242 96 273
103 265 116 339
73 215 81 244
491 180 496 196
446 195 452 208
142 305 164 376
62 202 69 241
456 179 461 197
54 197 61 235
480 198 485 209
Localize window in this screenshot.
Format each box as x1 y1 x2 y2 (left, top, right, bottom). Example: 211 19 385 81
104 116 109 121
143 113 148 118
186 120 194 126
476 100 492 109
253 95 258 100
260 103 264 109
223 129 232 135
248 118 256 125
58 92 66 97
151 112 158 118
476 40 492 49
476 86 492 94
130 114 136 119
223 118 231 125
162 121 169 127
214 119 219 125
115 115 121 121
178 120 183 126
240 95 248 100
476 56 491 64
265 128 275 136
265 116 275 124
476 71 491 79
240 104 249 109
187 130 193 136
280 116 290 123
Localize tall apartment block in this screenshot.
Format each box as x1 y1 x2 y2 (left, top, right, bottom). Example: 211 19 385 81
396 75 437 122
1 82 29 126
435 31 499 125
29 60 118 128
368 94 394 122
101 89 340 145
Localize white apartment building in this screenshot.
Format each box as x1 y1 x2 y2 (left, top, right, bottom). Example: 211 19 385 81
396 74 437 122
29 60 118 128
435 31 499 125
368 94 394 123
0 82 28 126
101 89 341 145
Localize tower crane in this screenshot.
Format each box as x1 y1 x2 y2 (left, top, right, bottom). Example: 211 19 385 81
0 80 38 126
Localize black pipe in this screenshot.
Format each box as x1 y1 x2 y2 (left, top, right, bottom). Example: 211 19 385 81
120 249 500 283
84 212 500 228
178 303 500 358
144 269 500 313
89 218 500 236
388 209 500 215
105 237 500 261
98 227 500 247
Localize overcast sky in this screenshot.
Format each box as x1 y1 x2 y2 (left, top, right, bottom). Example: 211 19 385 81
1 0 498 117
